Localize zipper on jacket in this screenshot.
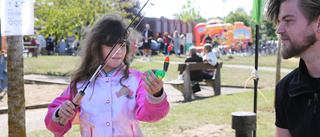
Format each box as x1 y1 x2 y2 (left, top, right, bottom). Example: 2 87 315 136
314 93 318 114
307 98 311 137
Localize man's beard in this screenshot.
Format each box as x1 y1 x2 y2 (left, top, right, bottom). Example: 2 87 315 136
281 31 317 59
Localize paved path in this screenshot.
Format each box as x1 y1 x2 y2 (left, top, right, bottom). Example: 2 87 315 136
134 59 294 73
24 75 70 85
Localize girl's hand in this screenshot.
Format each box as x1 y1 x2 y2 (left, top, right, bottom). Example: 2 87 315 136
58 100 76 121
141 69 164 96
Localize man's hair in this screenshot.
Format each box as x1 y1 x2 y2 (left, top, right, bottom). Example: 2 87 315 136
266 0 320 24
145 24 150 28
203 43 212 52
189 46 197 54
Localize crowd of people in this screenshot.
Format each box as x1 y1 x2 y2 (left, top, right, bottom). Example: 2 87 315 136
137 22 190 61
24 31 80 57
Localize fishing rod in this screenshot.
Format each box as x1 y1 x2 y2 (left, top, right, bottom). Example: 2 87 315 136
59 0 151 126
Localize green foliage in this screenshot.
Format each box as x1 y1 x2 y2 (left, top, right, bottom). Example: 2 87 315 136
260 20 278 40
251 20 278 44
34 0 138 43
178 0 207 22
225 7 251 27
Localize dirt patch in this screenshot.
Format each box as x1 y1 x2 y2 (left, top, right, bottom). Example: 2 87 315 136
0 84 68 108
168 124 234 137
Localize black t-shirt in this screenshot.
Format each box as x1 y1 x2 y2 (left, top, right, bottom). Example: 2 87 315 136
275 59 320 137
311 76 320 91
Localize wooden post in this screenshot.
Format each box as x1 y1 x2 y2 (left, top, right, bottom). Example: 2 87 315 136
7 36 26 136
274 37 282 106
214 62 221 95
183 64 192 101
232 111 256 137
275 37 282 84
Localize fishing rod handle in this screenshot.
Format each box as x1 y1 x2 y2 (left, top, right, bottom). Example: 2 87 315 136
59 91 85 126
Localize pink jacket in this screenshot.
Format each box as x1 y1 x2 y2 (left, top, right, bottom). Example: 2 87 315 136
45 65 170 137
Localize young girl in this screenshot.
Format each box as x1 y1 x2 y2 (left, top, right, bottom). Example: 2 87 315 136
45 12 170 137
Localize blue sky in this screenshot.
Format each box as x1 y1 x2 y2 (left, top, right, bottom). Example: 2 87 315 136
140 0 254 19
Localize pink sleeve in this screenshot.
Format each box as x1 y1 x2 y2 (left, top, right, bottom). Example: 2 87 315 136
44 85 79 137
134 72 170 123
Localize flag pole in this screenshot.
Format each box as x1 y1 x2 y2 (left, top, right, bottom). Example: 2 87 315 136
251 0 265 136
253 24 260 137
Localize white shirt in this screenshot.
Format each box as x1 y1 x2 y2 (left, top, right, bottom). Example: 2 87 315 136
180 37 186 46
36 35 46 52
144 30 148 43
203 52 217 66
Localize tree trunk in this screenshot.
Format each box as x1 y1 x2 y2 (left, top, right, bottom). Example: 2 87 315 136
274 37 282 107
275 37 282 84
7 36 26 137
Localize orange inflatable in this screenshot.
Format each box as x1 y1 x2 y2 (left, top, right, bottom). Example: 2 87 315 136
194 18 252 52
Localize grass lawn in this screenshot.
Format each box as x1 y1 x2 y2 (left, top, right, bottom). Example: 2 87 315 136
24 54 299 77
22 54 296 136
24 54 295 88
24 56 80 76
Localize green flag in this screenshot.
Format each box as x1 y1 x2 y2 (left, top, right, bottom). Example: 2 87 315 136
251 0 266 25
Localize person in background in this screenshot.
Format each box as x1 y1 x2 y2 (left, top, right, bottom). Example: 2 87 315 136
172 31 180 56
205 34 213 45
163 32 170 55
35 31 46 55
58 39 67 55
180 34 186 55
28 36 37 57
72 39 80 55
202 44 217 80
141 24 153 61
179 46 203 93
266 0 320 136
157 37 165 53
46 35 55 55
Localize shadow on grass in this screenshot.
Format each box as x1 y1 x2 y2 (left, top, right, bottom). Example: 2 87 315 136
173 94 218 104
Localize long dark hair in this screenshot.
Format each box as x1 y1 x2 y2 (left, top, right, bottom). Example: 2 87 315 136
69 12 132 99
